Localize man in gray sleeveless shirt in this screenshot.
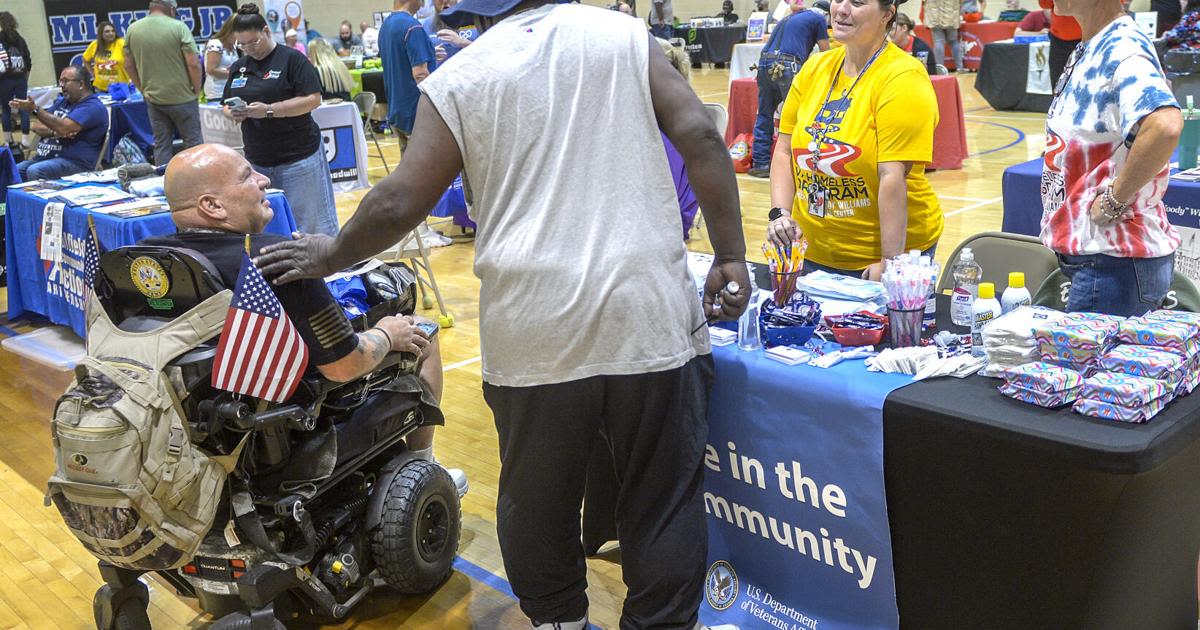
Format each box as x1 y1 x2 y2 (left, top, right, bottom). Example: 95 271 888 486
255 1 750 627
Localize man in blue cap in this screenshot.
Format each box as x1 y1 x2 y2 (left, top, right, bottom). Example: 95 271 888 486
254 0 751 627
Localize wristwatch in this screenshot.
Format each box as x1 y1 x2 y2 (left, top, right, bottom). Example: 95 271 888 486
266 107 274 119
768 207 785 221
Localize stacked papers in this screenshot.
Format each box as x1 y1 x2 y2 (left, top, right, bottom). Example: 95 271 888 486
710 328 736 346
799 271 887 303
61 168 120 184
54 185 132 205
765 345 812 365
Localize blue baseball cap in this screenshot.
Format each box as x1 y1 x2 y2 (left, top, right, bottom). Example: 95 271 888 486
440 0 572 29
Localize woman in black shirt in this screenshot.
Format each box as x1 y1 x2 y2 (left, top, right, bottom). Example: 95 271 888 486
222 4 339 235
0 11 32 150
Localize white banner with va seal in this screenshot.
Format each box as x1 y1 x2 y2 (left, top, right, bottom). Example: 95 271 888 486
198 101 370 193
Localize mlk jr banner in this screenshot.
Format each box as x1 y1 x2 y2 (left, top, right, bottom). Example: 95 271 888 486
44 0 235 71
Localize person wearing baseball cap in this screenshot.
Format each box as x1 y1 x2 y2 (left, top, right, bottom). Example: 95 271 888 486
123 0 204 166
253 0 751 627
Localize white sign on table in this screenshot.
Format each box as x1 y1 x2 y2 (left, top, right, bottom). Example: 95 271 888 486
199 101 370 193
1027 41 1052 95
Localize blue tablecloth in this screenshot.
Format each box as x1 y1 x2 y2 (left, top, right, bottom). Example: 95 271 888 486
1002 156 1200 235
106 96 155 163
0 144 17 189
5 184 296 337
698 343 913 630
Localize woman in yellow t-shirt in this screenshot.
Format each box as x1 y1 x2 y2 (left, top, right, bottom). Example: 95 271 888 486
765 0 942 281
82 22 129 92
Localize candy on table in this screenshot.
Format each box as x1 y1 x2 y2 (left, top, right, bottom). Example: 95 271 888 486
998 381 1080 408
1116 317 1200 356
1001 361 1084 394
1098 345 1187 384
1078 372 1172 408
1073 396 1168 424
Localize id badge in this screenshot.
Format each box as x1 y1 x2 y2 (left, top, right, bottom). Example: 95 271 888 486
806 183 826 218
230 76 248 89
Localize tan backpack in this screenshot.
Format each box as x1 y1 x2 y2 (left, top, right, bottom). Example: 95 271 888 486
47 290 242 571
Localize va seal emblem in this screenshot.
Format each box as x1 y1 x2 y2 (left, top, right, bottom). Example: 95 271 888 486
129 257 169 298
705 560 738 611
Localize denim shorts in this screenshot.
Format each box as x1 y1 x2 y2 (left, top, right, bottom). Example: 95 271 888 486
1056 252 1174 317
251 148 339 236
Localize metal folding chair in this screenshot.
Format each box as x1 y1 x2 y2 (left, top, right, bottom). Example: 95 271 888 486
381 228 455 328
353 91 390 175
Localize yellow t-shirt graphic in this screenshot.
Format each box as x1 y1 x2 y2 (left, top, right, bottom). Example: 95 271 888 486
780 43 943 271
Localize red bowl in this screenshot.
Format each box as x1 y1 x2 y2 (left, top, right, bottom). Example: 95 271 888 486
826 311 888 347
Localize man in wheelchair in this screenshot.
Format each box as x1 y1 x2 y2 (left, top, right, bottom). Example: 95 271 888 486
68 144 466 630
146 143 466 496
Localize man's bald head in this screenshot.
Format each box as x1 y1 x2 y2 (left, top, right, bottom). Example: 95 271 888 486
165 144 274 234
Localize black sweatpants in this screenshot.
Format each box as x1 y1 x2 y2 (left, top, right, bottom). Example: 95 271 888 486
482 354 714 629
1049 33 1080 95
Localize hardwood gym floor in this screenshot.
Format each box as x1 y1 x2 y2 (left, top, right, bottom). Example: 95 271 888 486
0 68 1045 629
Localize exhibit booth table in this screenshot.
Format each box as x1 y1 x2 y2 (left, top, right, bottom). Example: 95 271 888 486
5 182 297 338
725 76 969 170
976 40 1054 112
914 21 1019 71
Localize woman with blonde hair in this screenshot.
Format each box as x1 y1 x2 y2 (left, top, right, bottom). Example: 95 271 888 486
205 17 240 101
307 38 354 100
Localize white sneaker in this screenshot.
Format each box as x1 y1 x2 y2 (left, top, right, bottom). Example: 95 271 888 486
446 467 468 498
417 222 452 248
532 615 587 630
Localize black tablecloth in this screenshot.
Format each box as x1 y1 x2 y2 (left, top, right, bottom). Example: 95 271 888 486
675 25 745 64
975 41 1052 112
586 294 1200 627
361 70 386 105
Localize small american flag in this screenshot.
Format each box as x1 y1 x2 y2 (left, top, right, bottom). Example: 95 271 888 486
211 253 309 403
83 225 101 290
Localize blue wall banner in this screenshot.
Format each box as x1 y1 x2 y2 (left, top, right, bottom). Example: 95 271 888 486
699 345 911 630
44 0 235 71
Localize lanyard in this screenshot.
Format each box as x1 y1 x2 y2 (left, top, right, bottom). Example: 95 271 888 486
804 41 887 217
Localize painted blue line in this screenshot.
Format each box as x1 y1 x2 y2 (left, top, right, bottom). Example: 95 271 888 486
966 120 1028 157
452 556 517 600
451 555 602 629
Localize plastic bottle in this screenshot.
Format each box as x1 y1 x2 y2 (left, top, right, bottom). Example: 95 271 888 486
1001 272 1032 314
737 299 762 351
950 248 982 327
971 282 1002 357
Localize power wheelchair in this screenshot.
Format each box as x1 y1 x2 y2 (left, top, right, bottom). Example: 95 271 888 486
84 246 461 630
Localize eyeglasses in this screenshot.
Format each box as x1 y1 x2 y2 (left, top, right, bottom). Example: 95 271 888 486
58 77 81 85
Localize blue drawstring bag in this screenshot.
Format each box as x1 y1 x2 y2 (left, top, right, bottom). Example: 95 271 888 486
108 82 130 102
326 276 371 320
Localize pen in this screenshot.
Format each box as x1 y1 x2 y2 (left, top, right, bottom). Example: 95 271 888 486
692 281 742 334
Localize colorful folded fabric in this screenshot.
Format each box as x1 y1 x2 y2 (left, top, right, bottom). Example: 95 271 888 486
1145 310 1200 328
1078 372 1171 408
1033 313 1122 367
1116 316 1200 356
1098 345 1186 384
999 381 1079 407
1041 356 1099 378
1002 361 1084 393
1073 396 1168 424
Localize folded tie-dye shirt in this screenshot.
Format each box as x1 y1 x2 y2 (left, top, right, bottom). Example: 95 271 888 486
1040 15 1180 259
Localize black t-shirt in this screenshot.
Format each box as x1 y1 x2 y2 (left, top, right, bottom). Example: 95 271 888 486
141 231 357 366
222 45 322 167
910 37 938 75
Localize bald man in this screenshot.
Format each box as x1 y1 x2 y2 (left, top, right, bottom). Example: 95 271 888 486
142 145 467 494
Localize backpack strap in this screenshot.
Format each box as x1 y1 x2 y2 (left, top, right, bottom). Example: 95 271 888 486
85 290 232 371
230 487 318 565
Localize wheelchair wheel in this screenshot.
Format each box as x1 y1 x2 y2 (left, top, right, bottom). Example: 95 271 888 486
371 459 461 594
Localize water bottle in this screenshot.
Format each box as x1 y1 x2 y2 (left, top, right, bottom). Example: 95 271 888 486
737 299 762 351
950 248 982 327
1000 271 1032 314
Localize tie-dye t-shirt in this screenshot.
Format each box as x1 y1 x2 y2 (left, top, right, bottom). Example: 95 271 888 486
1040 16 1180 259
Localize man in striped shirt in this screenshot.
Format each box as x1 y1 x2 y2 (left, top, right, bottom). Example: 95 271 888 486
142 144 467 494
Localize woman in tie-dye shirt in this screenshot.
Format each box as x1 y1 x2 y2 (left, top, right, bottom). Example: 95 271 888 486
1040 0 1182 316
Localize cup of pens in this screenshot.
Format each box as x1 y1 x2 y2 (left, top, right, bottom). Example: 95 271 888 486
763 239 807 306
881 255 935 348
